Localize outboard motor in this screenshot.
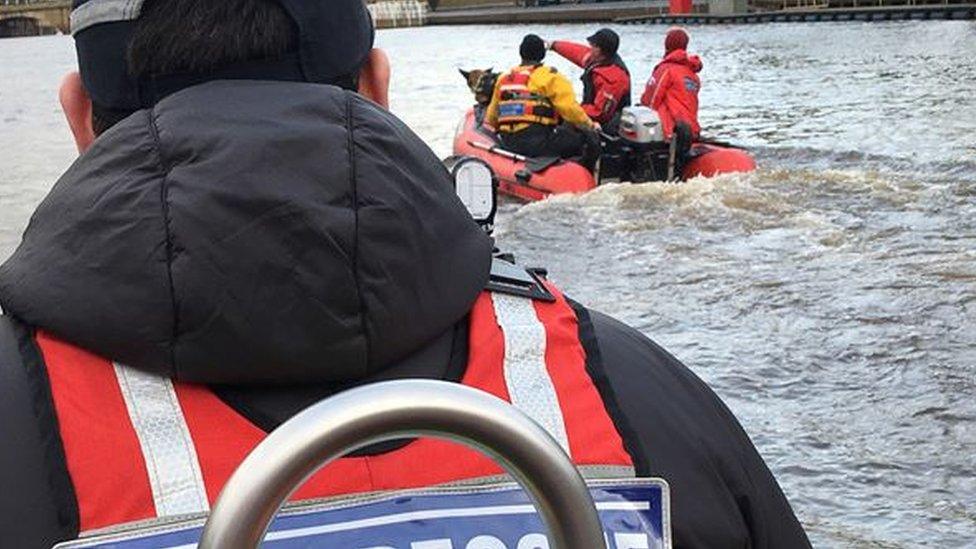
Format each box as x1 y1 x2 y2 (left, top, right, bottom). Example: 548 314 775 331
603 106 674 183
618 105 664 144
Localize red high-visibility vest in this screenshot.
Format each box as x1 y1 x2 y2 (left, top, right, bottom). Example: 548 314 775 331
36 286 634 534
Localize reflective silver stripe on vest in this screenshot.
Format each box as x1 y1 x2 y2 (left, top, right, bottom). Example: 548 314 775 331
490 293 571 454
113 363 210 517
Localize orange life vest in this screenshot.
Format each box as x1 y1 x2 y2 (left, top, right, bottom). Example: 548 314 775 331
496 66 560 131
35 285 634 534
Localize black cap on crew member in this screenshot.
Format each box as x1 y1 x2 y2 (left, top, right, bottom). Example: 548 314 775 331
70 0 375 111
587 28 620 57
519 34 546 64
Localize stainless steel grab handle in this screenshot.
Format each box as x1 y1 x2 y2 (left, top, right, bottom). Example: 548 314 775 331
198 380 605 549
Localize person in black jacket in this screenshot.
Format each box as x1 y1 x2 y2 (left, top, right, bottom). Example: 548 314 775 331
0 0 811 547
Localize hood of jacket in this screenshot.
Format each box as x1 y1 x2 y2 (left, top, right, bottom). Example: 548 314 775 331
0 80 492 384
659 49 703 73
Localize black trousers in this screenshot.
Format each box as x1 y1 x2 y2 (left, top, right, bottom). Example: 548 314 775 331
500 124 600 169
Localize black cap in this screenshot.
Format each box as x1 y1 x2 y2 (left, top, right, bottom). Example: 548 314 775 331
587 28 620 57
70 0 374 111
519 34 546 63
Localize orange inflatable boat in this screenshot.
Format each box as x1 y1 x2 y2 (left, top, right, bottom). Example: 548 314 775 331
452 108 756 202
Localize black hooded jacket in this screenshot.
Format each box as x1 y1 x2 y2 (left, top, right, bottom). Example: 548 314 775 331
0 81 809 548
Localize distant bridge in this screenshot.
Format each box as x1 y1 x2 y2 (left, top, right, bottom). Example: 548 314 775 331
0 0 70 37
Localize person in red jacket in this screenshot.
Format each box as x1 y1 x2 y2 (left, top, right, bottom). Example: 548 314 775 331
549 28 631 128
640 27 703 139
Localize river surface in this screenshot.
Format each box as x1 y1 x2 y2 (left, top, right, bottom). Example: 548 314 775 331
2 21 975 548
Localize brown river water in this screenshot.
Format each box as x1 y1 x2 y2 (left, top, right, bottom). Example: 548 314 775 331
1 21 975 548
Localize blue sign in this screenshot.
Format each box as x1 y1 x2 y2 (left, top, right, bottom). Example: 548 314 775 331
58 478 670 549
498 104 527 117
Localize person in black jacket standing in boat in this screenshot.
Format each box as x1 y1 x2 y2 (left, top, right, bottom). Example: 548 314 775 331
549 28 632 129
0 0 811 547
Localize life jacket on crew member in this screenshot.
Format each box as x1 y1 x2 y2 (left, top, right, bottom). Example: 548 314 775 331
580 54 632 124
25 284 636 536
495 65 560 132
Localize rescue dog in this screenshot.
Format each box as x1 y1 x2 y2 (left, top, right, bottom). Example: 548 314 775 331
459 68 498 107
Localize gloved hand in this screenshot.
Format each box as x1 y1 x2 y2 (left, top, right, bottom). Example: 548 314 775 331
544 40 553 50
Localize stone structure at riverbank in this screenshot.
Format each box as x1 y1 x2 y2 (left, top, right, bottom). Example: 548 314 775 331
0 1 68 37
368 0 428 28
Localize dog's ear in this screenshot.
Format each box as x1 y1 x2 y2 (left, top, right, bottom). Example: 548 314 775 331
487 67 494 74
459 68 471 79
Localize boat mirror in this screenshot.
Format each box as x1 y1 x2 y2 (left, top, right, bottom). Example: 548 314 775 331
451 156 497 231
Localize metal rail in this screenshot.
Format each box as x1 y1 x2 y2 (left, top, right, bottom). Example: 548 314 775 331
198 380 605 549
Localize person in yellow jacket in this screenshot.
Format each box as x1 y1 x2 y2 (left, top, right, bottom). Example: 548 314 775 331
485 34 600 166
